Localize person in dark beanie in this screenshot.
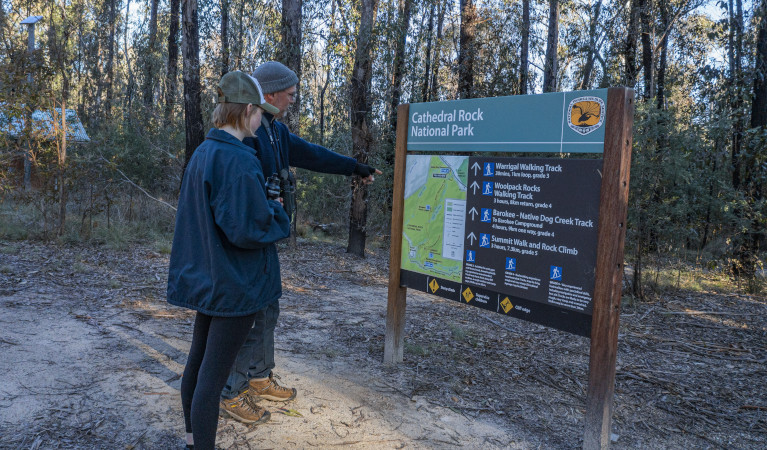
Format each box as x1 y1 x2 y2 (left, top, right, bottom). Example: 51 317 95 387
218 61 381 424
167 71 289 449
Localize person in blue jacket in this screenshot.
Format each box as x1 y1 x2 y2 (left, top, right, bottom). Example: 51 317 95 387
167 70 288 450
218 61 382 423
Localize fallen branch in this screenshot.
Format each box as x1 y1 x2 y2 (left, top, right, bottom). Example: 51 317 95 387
740 405 767 411
99 155 176 211
664 310 764 316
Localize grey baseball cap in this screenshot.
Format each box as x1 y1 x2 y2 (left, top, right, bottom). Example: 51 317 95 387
217 70 279 114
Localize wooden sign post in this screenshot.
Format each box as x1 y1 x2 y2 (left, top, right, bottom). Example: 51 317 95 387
384 88 635 449
583 88 635 448
384 103 410 364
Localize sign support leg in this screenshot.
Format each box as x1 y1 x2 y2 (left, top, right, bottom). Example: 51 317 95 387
583 88 635 449
384 104 410 364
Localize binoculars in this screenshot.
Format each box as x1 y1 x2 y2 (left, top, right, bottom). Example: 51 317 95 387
265 170 296 223
265 174 281 201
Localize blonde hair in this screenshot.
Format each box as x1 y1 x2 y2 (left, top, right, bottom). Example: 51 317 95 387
211 102 251 131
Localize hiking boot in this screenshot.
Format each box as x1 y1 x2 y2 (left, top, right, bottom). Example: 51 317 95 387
248 373 297 401
219 391 271 425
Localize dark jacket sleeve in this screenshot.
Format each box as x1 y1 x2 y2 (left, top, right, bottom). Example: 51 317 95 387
210 172 291 249
286 131 358 175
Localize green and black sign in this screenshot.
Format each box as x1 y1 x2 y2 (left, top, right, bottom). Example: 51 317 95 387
399 90 608 336
387 87 636 446
400 156 601 336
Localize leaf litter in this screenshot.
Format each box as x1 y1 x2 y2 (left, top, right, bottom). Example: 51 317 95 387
0 240 764 449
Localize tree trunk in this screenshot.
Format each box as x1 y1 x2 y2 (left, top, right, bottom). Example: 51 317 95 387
736 0 767 287
543 0 559 93
520 0 530 94
429 0 446 101
221 0 230 76
421 1 435 102
736 0 744 76
235 0 245 67
319 55 330 145
752 1 767 131
45 1 71 233
281 0 302 134
580 0 602 90
728 0 745 278
730 0 745 192
57 101 68 236
124 0 135 114
347 0 378 257
639 0 654 99
389 0 412 145
656 1 669 109
182 0 204 170
165 0 180 125
54 2 70 235
625 0 640 87
281 0 302 246
142 0 159 107
458 0 476 99
91 23 104 120
386 0 412 217
105 0 117 120
0 3 4 41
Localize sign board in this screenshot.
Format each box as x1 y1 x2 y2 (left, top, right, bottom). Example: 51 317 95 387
400 155 601 336
400 89 609 336
407 90 607 153
385 88 635 449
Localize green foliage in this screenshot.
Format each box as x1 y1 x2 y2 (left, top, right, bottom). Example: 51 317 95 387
631 253 752 296
0 0 764 291
628 101 717 254
1 191 175 247
404 340 430 357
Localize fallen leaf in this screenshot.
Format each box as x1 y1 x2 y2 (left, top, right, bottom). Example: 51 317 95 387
277 408 303 417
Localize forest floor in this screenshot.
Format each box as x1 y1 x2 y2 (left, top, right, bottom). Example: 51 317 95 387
0 239 765 449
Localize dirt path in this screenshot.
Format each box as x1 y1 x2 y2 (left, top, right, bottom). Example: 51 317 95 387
0 240 765 449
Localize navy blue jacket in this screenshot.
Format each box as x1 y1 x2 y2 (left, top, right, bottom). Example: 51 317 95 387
243 113 357 179
167 128 291 317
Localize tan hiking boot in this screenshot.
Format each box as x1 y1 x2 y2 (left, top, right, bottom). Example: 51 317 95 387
248 373 297 401
220 391 271 425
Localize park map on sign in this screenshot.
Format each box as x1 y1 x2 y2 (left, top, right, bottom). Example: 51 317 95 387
401 156 468 282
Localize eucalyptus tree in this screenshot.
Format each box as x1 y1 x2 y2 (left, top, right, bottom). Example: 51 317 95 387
105 0 119 120
458 0 477 98
281 0 302 134
543 0 559 92
520 0 530 93
142 0 160 107
348 0 379 256
731 0 767 288
181 0 203 169
165 0 180 125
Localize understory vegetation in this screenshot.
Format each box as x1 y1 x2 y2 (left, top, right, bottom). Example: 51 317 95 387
1 0 765 294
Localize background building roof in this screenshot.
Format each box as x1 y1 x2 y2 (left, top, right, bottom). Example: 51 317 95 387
0 106 91 143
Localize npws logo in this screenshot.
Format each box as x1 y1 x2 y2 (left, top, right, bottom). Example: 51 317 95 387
568 96 605 136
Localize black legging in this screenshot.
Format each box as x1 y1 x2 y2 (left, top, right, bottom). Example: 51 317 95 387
181 312 257 450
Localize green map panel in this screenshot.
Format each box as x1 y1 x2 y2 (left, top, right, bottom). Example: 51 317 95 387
401 155 468 282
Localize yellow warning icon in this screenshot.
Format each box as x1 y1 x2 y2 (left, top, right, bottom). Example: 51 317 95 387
462 287 474 303
429 279 439 293
501 297 513 313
